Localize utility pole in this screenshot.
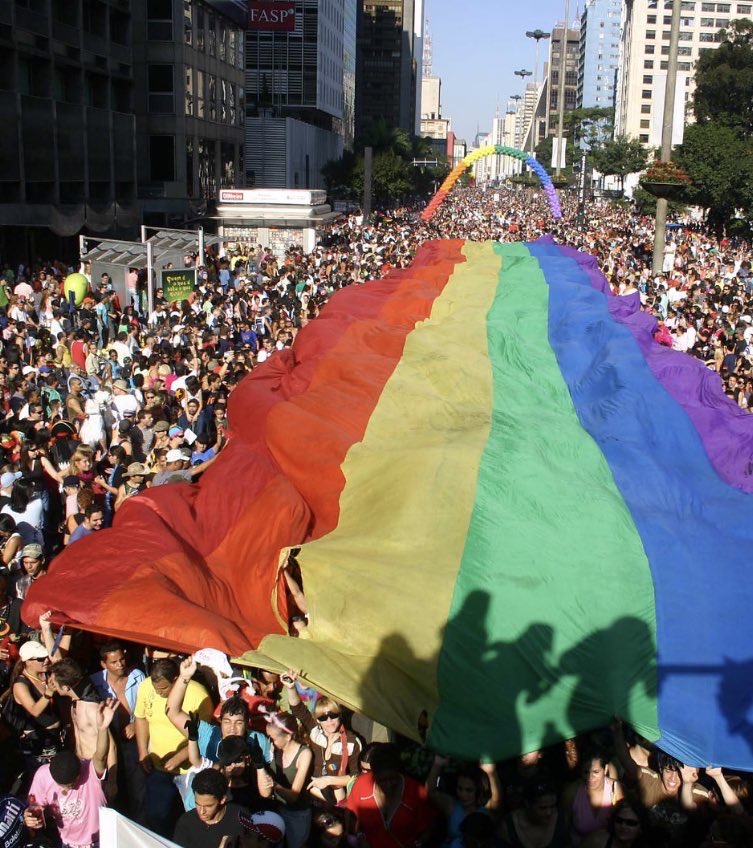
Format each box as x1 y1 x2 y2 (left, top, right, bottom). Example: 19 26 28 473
555 0 571 177
363 146 373 225
526 29 551 155
652 0 682 276
514 69 533 155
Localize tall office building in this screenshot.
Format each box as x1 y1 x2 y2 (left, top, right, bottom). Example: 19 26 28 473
243 0 357 188
357 0 424 135
546 21 581 135
0 0 137 257
0 0 246 257
615 0 752 146
134 0 246 225
577 0 622 109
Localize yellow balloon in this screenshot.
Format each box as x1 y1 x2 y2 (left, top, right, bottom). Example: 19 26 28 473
64 273 89 307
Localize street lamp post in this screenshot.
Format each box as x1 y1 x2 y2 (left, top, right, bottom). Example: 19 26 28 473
526 29 551 155
510 94 523 174
555 0 571 177
514 69 533 157
652 0 682 276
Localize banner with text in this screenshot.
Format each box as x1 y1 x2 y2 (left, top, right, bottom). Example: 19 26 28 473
248 1 296 31
161 268 196 303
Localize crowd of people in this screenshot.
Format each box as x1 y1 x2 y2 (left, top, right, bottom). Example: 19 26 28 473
0 184 751 847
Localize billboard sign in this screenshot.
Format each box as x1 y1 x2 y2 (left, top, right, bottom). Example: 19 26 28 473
160 268 196 303
248 2 296 31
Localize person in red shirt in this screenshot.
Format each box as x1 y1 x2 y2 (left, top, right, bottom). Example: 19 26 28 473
345 744 436 848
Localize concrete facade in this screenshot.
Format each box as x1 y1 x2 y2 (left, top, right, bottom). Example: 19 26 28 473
615 0 752 146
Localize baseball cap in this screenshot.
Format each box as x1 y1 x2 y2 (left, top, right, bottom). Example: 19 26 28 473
165 448 186 463
22 366 37 376
168 426 184 438
238 810 285 844
21 543 43 560
0 471 21 489
19 640 49 662
63 475 79 488
217 735 250 767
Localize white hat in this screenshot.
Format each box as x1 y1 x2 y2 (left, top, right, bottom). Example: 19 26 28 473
165 448 186 463
22 366 37 376
19 640 49 662
0 471 21 489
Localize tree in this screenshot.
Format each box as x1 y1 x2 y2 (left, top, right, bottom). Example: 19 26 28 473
565 107 614 151
675 121 753 233
356 117 412 158
694 19 753 135
589 136 649 190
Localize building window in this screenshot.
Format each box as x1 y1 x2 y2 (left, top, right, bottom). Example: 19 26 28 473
197 5 205 51
639 133 649 143
198 138 216 199
643 74 653 83
184 0 192 44
646 30 656 39
219 23 227 62
208 73 216 120
640 119 650 129
149 135 175 181
739 4 752 13
207 13 216 57
185 66 193 116
196 69 205 118
644 59 654 68
641 104 651 114
148 64 174 112
147 0 173 41
186 137 194 197
642 89 652 99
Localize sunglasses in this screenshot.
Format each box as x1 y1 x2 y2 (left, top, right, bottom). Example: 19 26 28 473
317 711 341 722
615 817 640 827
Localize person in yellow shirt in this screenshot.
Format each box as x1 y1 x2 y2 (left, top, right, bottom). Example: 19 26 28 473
135 658 212 836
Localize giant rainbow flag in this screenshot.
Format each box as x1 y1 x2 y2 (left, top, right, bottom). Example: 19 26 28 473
25 239 753 768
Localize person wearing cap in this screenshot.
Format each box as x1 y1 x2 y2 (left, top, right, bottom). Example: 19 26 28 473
0 469 21 509
8 638 64 773
111 378 140 423
152 446 218 487
173 769 250 848
5 542 47 635
24 699 118 847
67 502 105 545
237 810 286 848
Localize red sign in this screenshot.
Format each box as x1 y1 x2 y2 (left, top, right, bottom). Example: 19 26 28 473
248 1 296 31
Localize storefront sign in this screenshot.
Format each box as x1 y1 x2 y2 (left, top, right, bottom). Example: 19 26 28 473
248 2 296 31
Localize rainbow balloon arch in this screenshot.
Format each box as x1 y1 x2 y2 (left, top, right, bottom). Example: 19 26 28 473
420 144 563 223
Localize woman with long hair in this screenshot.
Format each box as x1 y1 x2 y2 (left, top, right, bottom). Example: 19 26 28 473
0 639 63 778
426 756 502 847
0 513 22 565
258 711 313 848
564 751 623 845
1 477 44 545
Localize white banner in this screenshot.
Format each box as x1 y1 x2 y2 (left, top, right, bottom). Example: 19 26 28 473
99 808 182 847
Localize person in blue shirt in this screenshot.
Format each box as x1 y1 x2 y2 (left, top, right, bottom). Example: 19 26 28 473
167 657 272 771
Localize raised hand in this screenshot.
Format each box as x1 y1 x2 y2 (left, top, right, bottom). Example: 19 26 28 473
96 697 118 730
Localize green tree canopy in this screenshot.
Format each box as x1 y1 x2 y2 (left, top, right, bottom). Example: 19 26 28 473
694 19 753 135
590 136 649 189
675 121 753 232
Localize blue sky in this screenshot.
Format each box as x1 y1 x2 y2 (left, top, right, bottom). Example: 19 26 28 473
429 0 580 143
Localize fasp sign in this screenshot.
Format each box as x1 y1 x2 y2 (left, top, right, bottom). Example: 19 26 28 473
248 1 296 31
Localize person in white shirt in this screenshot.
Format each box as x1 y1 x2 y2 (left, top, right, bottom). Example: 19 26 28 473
110 380 140 423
